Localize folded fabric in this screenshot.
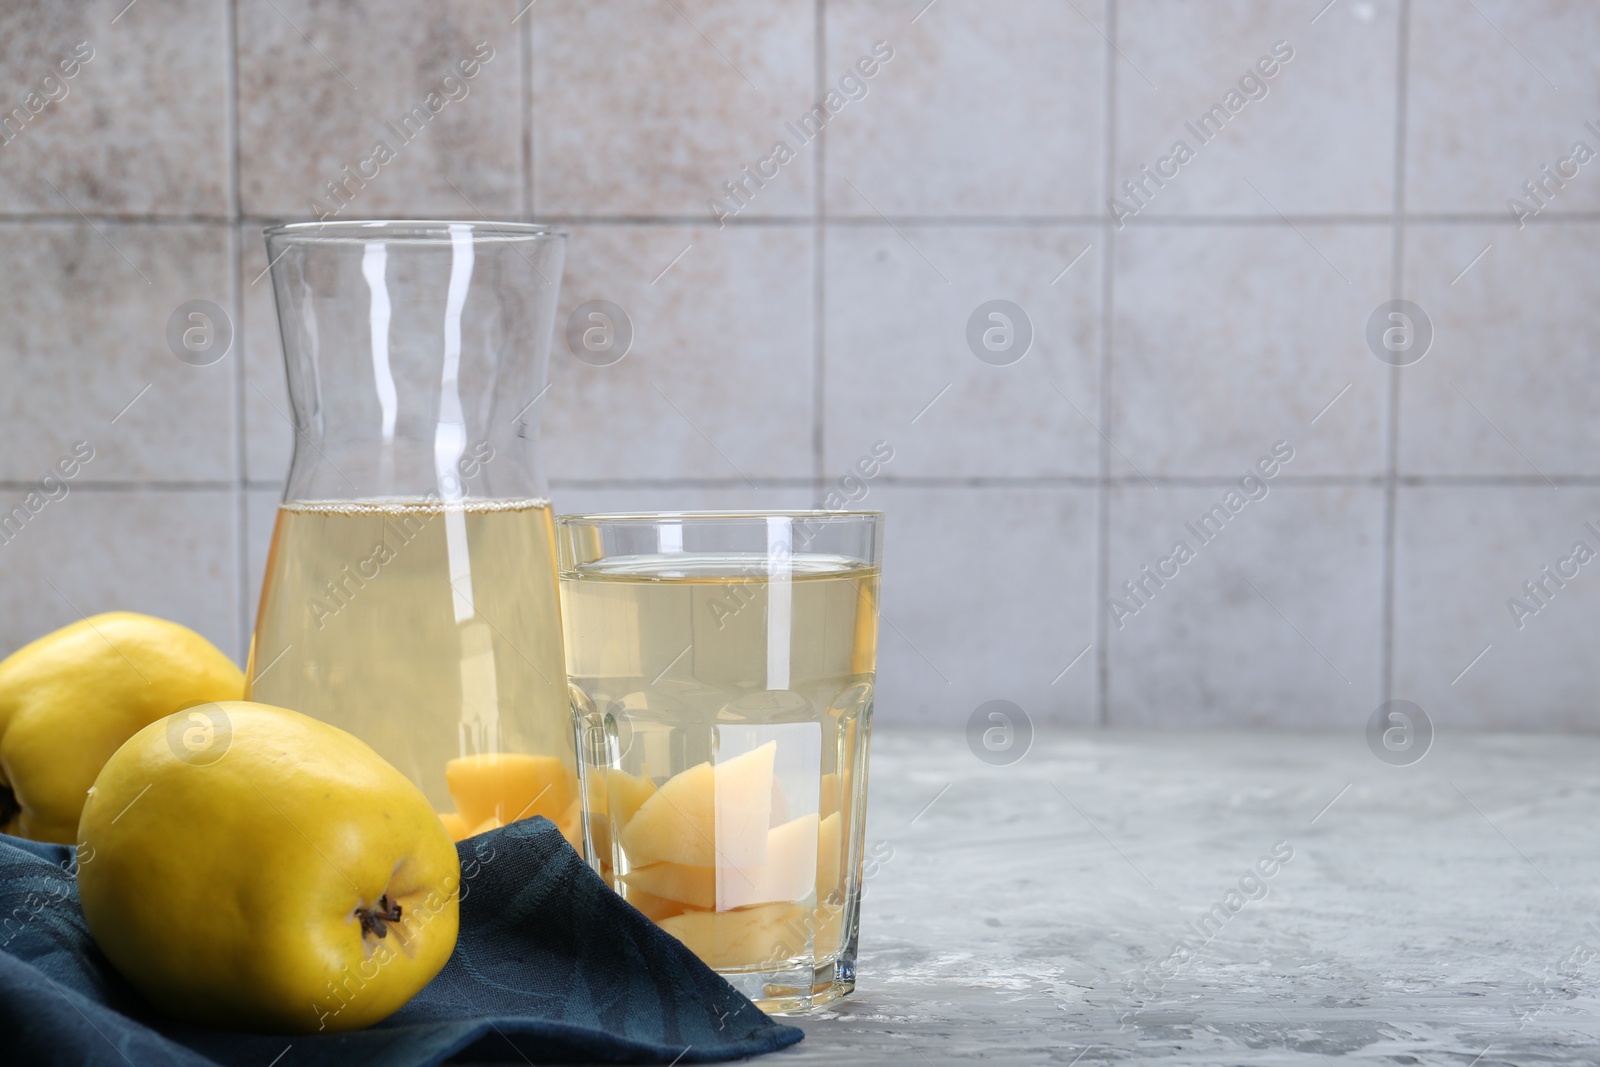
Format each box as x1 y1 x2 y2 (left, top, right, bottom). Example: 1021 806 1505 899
0 818 802 1065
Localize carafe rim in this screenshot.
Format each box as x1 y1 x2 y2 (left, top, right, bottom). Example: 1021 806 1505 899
556 510 885 524
263 219 568 241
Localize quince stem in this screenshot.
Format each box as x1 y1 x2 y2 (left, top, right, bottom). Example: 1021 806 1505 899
356 894 403 940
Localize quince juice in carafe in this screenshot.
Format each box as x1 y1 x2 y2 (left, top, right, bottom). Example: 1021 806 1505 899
256 219 575 843
247 497 578 842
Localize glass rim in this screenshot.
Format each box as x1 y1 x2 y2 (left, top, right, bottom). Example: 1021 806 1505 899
263 219 568 242
556 509 882 527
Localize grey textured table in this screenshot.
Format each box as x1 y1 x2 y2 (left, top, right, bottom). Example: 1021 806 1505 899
765 728 1600 1065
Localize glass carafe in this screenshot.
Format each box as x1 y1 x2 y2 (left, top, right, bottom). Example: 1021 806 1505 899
249 220 578 845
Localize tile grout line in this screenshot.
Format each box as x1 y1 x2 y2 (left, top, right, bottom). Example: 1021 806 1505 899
230 224 249 666
1380 0 1413 705
28 473 1600 493
1094 0 1118 729
522 3 535 221
226 0 250 665
9 211 1600 228
225 0 242 223
812 0 827 494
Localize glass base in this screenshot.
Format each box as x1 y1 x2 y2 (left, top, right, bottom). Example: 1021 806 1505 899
722 955 858 1014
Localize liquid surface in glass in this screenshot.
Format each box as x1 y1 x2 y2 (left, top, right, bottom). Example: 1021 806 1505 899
248 498 578 837
563 551 878 1011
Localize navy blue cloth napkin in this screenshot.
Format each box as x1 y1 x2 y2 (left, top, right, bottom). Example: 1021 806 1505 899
0 818 802 1066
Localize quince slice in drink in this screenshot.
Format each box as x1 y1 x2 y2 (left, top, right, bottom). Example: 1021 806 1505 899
623 813 819 910
816 811 841 901
607 767 657 829
445 753 576 827
438 811 473 841
583 768 657 867
819 771 841 820
618 742 775 867
656 902 811 970
622 886 690 922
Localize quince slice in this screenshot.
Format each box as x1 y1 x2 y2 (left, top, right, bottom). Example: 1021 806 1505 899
446 753 576 827
619 742 775 867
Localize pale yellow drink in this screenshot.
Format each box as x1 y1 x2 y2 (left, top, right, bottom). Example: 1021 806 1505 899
247 499 576 819
561 552 878 995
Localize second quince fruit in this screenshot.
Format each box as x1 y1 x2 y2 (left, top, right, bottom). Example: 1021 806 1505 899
0 611 244 842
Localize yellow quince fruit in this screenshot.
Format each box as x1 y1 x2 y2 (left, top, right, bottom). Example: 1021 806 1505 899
0 612 244 842
77 701 460 1033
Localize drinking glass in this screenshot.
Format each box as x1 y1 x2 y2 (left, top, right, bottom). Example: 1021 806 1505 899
248 220 582 847
556 511 883 1012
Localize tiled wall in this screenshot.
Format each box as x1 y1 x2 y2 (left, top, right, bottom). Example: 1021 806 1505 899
3 1 1598 731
